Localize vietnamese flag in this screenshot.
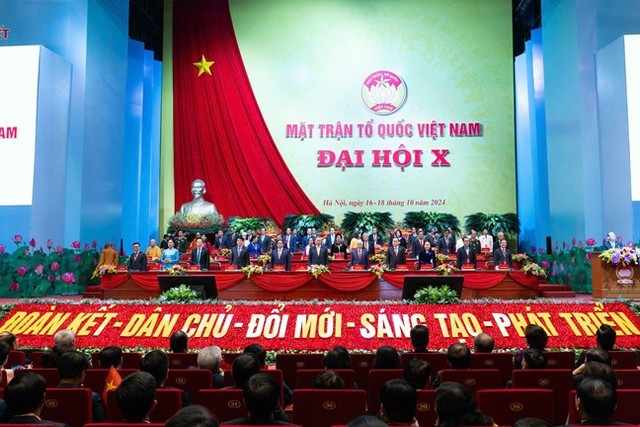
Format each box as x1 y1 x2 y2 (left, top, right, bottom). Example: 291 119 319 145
102 366 122 404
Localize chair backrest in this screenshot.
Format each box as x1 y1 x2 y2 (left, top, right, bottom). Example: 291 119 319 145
469 352 513 385
292 389 367 427
221 352 243 370
106 388 182 423
415 389 437 427
84 424 164 427
168 352 199 369
295 369 358 389
349 353 375 390
367 369 404 414
41 387 92 427
166 369 212 399
30 350 45 367
222 369 284 404
614 369 640 389
511 369 572 425
439 369 503 394
275 353 324 388
7 350 26 367
121 352 143 369
401 352 449 375
13 368 59 387
83 369 138 393
196 389 246 422
476 389 555 425
567 388 640 424
609 350 637 369
542 351 576 369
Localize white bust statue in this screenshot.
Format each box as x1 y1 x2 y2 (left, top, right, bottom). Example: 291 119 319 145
180 179 217 215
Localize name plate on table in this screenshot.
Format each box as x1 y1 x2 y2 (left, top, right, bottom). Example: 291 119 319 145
300 255 308 261
448 254 457 260
297 265 308 271
352 265 364 271
215 256 227 261
333 253 345 260
481 247 491 252
421 264 433 270
462 264 475 270
116 265 127 271
498 264 510 270
148 264 160 271
396 264 408 270
188 265 200 271
225 265 238 271
273 265 285 271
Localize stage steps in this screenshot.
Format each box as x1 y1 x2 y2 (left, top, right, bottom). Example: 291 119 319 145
539 284 576 298
82 285 103 299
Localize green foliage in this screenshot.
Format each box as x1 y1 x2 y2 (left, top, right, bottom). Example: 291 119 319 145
464 212 520 236
412 285 460 304
283 214 334 234
403 212 461 235
159 284 200 303
227 217 276 233
167 213 225 234
340 211 394 235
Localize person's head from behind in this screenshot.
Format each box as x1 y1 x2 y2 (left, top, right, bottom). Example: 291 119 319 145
435 381 493 427
410 324 429 352
314 370 345 389
373 345 400 369
98 346 123 369
403 357 431 389
583 361 617 388
0 341 11 368
585 347 611 365
140 349 169 387
347 415 387 427
576 377 617 422
165 404 218 427
57 350 90 383
447 343 471 369
0 331 17 351
232 353 261 388
54 329 75 347
170 330 189 352
380 379 416 425
42 343 73 368
243 343 267 368
524 324 548 350
5 372 46 416
596 324 616 351
197 346 222 373
522 348 547 369
244 373 280 420
324 349 350 369
473 333 495 353
116 371 157 422
513 417 551 427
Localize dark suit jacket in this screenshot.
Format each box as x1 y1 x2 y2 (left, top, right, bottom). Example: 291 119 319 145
438 236 456 255
283 234 297 252
349 249 369 269
214 235 226 249
231 245 250 268
191 247 211 270
456 246 477 269
271 248 291 271
259 235 272 253
493 247 513 268
227 233 239 248
604 241 622 249
411 237 429 258
6 415 68 426
127 251 147 272
389 236 407 248
362 240 375 256
308 246 329 266
330 243 347 254
370 233 381 247
418 250 436 269
386 246 406 269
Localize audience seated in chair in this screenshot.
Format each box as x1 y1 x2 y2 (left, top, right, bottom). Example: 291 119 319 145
116 371 157 423
514 324 548 369
56 350 105 422
313 370 345 389
197 346 225 388
404 357 431 389
431 343 471 388
410 324 430 353
379 379 417 426
244 343 293 406
141 349 191 407
170 331 189 353
4 371 68 426
372 346 401 369
165 404 218 427
473 333 495 353
54 329 76 348
513 417 551 427
98 346 123 369
573 377 619 426
347 415 387 427
575 324 616 368
435 381 494 427
324 346 352 369
225 354 261 389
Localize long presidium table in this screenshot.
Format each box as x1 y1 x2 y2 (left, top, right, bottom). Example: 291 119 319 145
100 269 540 300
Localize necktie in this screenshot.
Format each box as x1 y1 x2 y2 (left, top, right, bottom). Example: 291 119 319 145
358 250 361 260
197 249 201 263
395 247 398 256
278 249 282 258
317 246 320 256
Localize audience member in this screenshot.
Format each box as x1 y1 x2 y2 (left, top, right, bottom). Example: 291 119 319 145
522 348 547 369
141 349 191 406
473 333 495 353
170 331 189 353
226 354 261 389
513 417 551 427
514 324 548 369
98 346 123 369
324 349 351 370
41 344 73 368
578 361 617 389
197 346 225 388
403 357 431 389
313 370 345 389
576 324 616 367
4 372 68 426
54 329 75 348
574 377 617 425
435 381 494 427
432 344 471 388
166 405 218 427
0 341 14 388
574 347 612 377
379 379 417 426
222 373 293 425
116 371 157 423
56 350 104 422
410 324 429 352
372 346 401 369
347 415 387 427
243 344 267 368
0 331 18 351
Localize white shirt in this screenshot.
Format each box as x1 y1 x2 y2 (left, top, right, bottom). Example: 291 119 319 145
479 234 493 249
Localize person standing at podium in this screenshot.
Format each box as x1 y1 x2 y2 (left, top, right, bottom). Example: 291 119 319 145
308 236 329 266
349 241 369 269
231 237 250 268
270 239 291 271
493 239 513 269
479 229 493 252
417 241 436 270
128 242 147 272
604 232 622 249
456 237 477 269
191 238 210 270
386 238 406 269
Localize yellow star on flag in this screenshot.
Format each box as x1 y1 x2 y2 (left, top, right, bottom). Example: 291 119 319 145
105 380 118 391
193 54 214 76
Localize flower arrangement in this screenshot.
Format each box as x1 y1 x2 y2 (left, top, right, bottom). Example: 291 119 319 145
599 247 639 266
412 285 460 304
166 265 188 276
256 254 271 266
370 264 388 278
218 248 231 258
435 253 450 264
91 265 118 279
369 253 386 264
522 262 548 278
159 284 200 303
241 264 264 278
375 245 389 255
435 263 459 276
308 264 330 279
585 238 597 247
512 253 529 262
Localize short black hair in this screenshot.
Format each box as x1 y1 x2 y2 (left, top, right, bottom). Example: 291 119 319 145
347 415 387 427
0 331 17 351
4 372 46 415
324 349 350 369
522 348 547 369
244 373 280 419
165 405 218 427
116 371 157 422
57 350 90 379
132 241 140 246
314 370 345 389
372 346 400 369
435 382 493 427
585 347 611 365
99 346 123 369
447 343 471 369
525 324 548 350
410 325 429 352
513 417 551 427
403 357 431 389
41 344 73 368
140 349 169 387
0 341 11 366
231 354 261 388
380 379 416 424
577 377 617 420
596 324 616 351
473 333 495 353
170 331 189 353
243 344 266 367
583 361 617 388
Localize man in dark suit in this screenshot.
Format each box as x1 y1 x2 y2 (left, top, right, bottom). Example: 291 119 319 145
325 227 339 250
349 241 369 269
56 351 104 422
308 236 329 266
270 239 291 271
214 230 226 249
411 230 429 258
456 237 477 269
361 233 375 257
226 227 239 249
493 239 513 268
127 242 147 272
493 232 506 250
283 228 297 252
191 238 210 270
4 371 68 426
386 237 406 269
604 232 622 249
231 237 250 268
259 228 271 253
438 229 456 255
223 374 292 425
370 227 381 247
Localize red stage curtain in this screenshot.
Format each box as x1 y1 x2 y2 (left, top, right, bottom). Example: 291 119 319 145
508 272 540 290
100 274 129 289
172 0 319 221
317 272 378 292
250 273 313 292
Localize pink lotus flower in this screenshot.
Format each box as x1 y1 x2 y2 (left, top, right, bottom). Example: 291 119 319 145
541 260 550 268
61 272 76 284
91 240 97 249
13 234 22 243
617 236 623 242
24 249 29 256
0 244 5 253
29 238 36 248
84 243 89 250
17 266 28 276
538 248 544 254
71 240 81 249
34 264 44 275
562 241 567 249
571 237 576 246
47 274 54 282
46 239 54 248
51 261 60 272
9 282 19 291
56 245 64 254
567 273 573 281
586 238 596 246
73 255 81 262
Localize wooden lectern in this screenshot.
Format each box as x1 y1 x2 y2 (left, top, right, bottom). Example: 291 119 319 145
591 251 640 298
